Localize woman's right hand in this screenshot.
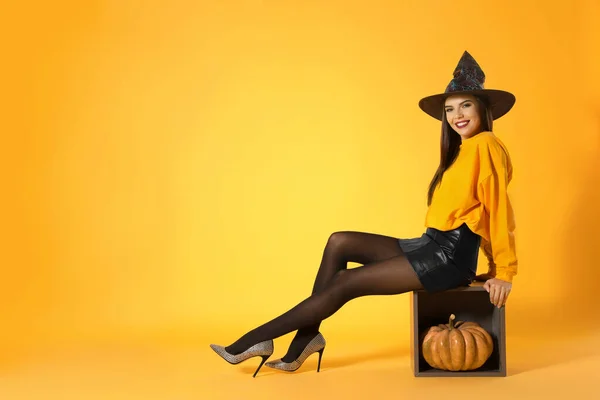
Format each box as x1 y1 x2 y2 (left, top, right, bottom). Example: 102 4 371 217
483 277 512 308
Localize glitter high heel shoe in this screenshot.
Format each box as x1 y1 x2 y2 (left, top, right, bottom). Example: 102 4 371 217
210 340 274 378
265 333 326 372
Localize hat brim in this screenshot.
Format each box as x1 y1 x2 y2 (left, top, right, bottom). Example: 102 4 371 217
418 89 516 121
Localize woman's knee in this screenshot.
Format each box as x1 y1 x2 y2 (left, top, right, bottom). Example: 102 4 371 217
326 231 352 252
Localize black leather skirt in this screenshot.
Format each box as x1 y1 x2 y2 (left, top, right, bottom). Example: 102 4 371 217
397 223 481 293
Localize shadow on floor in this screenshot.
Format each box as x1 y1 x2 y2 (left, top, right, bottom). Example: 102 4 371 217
241 344 410 376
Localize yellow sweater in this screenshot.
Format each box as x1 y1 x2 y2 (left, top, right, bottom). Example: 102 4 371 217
424 131 518 283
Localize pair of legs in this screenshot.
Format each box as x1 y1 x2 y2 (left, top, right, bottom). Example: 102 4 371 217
225 231 424 361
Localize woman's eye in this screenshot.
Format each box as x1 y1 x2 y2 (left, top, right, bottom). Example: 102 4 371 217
463 103 471 108
445 109 452 113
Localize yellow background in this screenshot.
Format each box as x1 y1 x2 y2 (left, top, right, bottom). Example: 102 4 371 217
2 0 600 398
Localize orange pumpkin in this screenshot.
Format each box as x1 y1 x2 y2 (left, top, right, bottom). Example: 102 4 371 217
421 314 493 371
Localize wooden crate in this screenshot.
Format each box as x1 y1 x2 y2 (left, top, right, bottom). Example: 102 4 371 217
410 282 506 377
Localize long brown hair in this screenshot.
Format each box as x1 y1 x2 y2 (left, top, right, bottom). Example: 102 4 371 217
426 95 494 206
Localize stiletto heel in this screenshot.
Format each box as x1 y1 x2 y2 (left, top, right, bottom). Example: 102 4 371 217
253 355 270 378
210 340 274 377
316 348 324 372
264 333 326 373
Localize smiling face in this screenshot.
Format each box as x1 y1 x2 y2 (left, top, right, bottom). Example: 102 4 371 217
444 94 483 140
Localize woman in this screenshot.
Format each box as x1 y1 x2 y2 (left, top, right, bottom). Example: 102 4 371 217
210 51 518 377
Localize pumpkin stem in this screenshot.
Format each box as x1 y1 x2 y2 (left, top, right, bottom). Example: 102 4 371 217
449 314 456 330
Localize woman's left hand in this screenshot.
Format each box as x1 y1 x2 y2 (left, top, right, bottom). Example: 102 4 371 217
483 278 512 308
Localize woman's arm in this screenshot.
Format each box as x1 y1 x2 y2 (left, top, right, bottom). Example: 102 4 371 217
475 138 518 307
476 143 518 283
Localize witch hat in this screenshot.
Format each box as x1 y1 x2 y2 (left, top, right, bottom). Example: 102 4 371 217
418 51 516 121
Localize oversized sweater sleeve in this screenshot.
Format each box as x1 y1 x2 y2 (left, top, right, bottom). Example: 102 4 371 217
476 140 518 282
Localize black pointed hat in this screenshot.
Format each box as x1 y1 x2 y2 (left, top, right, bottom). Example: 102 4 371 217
418 51 516 121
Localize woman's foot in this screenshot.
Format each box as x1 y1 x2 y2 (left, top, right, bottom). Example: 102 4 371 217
265 333 326 372
210 340 274 377
281 330 321 362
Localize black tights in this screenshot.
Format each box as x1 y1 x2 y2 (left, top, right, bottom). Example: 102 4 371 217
225 231 424 359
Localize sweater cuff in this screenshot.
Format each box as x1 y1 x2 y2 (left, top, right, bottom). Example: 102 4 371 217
494 269 515 283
